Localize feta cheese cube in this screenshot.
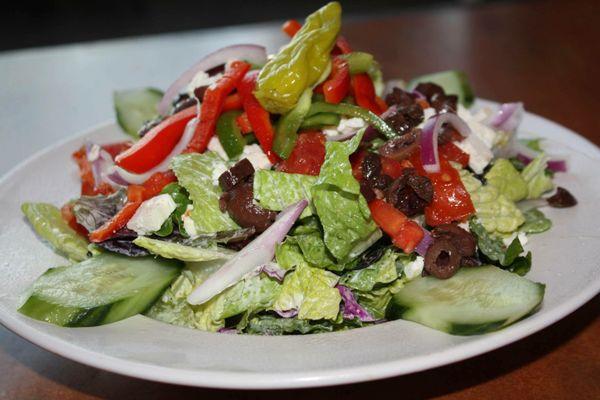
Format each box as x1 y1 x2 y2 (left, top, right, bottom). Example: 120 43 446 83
242 144 272 170
126 194 177 236
404 256 425 281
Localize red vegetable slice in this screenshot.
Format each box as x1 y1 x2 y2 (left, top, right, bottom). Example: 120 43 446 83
277 131 326 176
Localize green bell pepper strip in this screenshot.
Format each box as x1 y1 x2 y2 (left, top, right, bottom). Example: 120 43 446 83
300 113 341 129
216 110 246 158
273 88 313 159
307 102 397 139
340 52 374 75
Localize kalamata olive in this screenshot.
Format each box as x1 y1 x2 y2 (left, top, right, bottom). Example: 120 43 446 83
384 104 424 135
220 181 277 232
193 85 209 102
360 181 376 203
460 256 481 267
385 87 416 108
547 187 577 208
378 130 421 161
414 82 445 100
430 93 458 113
424 238 462 279
218 159 255 192
138 116 164 138
171 93 197 114
386 168 433 216
431 223 476 257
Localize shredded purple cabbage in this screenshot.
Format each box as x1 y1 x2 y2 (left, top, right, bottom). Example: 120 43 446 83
337 285 376 322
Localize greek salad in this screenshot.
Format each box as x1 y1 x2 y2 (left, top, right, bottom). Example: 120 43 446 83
19 2 577 335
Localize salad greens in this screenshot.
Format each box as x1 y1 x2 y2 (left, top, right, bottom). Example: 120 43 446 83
18 2 575 337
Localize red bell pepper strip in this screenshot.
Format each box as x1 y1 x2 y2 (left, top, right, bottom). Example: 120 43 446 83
88 171 176 243
61 203 89 236
410 151 475 226
334 36 353 54
351 73 384 115
368 199 424 253
222 93 243 112
282 19 302 37
185 60 251 154
439 142 470 168
116 106 196 173
277 131 326 176
237 71 279 163
236 112 253 134
323 57 350 104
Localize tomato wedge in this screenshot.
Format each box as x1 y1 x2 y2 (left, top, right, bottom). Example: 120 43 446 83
115 107 196 174
368 199 424 253
277 131 326 176
439 141 469 167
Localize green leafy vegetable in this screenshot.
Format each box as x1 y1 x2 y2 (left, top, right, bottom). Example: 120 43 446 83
521 154 554 199
253 170 316 218
520 209 552 234
244 315 334 335
469 185 525 234
133 237 234 262
311 131 379 261
72 189 127 232
22 203 89 262
522 138 543 152
340 249 398 291
273 264 341 320
155 183 191 237
254 2 341 113
485 159 528 202
356 280 405 320
170 152 239 233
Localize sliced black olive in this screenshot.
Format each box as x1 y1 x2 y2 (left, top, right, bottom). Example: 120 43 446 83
218 159 255 192
378 130 421 161
547 187 577 208
221 181 277 232
424 238 461 279
431 223 476 257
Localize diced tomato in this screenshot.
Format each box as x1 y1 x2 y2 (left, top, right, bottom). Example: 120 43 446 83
185 60 251 154
222 93 243 112
60 203 88 236
380 156 407 179
282 19 302 37
350 150 368 181
89 201 141 243
323 57 350 104
368 199 424 253
72 147 114 196
116 107 196 174
236 112 253 134
410 151 475 226
277 131 326 176
351 74 384 115
102 141 132 159
439 141 469 167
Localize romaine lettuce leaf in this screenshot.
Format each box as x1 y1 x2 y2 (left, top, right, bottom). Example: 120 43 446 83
147 260 281 332
356 280 405 320
521 154 554 199
244 315 335 335
339 249 398 292
253 170 316 218
275 240 310 270
520 208 552 234
311 131 378 261
484 158 528 202
133 236 235 262
273 264 341 320
22 203 89 262
170 152 239 233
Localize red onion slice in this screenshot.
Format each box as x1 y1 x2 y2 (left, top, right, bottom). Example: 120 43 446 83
85 142 115 187
158 44 267 115
187 199 308 305
337 285 376 322
107 116 198 185
414 227 433 257
513 141 568 173
420 113 472 173
488 102 524 132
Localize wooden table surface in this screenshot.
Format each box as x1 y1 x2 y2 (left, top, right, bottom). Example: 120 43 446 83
1 0 598 398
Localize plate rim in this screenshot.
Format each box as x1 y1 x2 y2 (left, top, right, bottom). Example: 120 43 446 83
1 101 599 389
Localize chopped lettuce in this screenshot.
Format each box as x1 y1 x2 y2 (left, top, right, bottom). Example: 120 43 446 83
253 170 316 218
170 152 239 234
22 203 89 262
275 240 310 270
521 154 554 199
311 131 379 261
133 236 235 262
147 260 281 331
356 280 405 320
244 315 334 335
273 264 341 320
340 249 398 292
484 159 528 202
520 208 552 234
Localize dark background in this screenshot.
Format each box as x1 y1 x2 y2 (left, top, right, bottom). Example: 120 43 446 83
3 0 504 51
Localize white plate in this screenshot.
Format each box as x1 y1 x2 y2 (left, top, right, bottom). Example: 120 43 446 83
0 100 599 389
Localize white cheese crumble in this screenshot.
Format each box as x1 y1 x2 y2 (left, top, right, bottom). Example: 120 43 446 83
181 204 199 239
455 134 493 174
241 144 272 170
207 136 229 160
185 71 222 96
502 232 528 247
323 117 366 138
417 108 437 129
457 105 499 148
126 194 176 236
404 256 425 281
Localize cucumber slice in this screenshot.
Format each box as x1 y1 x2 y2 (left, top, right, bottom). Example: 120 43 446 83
386 265 544 335
114 88 164 138
407 70 474 107
18 253 182 327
